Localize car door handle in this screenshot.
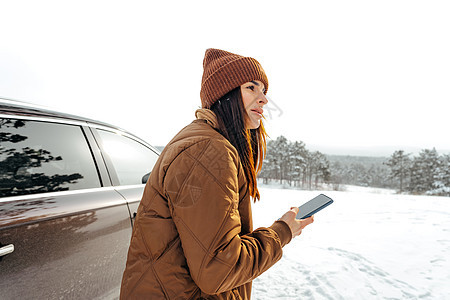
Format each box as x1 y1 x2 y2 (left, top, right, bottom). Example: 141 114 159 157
0 244 14 257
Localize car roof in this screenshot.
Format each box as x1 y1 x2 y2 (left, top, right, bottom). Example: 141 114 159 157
0 97 123 130
0 97 158 152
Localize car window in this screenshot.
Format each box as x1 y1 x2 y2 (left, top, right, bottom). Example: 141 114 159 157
0 119 101 197
97 129 158 186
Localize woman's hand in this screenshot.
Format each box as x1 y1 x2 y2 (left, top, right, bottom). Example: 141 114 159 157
279 207 314 239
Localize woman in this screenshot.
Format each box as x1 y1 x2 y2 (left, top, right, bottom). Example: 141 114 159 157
120 48 314 299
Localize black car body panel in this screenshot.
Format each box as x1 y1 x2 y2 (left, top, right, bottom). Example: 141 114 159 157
0 98 159 299
0 189 131 299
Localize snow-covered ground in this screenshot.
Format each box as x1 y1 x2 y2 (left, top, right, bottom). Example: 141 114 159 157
251 184 450 299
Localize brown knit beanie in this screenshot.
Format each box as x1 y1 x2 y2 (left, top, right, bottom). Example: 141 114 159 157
200 48 269 108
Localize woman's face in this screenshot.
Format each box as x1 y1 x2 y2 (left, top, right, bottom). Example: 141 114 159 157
240 80 268 129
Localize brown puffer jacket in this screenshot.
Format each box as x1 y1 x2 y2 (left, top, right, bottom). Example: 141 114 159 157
120 109 292 299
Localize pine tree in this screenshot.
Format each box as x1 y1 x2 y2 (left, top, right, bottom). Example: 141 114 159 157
288 141 307 186
273 136 290 184
385 150 411 193
409 148 440 194
315 152 331 188
430 153 450 196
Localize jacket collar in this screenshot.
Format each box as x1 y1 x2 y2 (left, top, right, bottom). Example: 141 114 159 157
195 108 218 129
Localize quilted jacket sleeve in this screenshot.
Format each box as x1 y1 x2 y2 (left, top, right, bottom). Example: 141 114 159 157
163 138 292 295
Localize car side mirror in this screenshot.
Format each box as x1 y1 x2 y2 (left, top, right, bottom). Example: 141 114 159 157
142 172 151 184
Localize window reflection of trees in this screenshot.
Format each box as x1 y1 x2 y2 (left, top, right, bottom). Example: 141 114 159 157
0 119 83 197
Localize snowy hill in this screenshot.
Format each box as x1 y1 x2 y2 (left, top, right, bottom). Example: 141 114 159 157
251 185 450 299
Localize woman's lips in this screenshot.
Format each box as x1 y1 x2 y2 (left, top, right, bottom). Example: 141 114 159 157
251 108 263 118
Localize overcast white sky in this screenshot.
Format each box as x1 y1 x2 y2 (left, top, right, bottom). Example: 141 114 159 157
1 0 449 156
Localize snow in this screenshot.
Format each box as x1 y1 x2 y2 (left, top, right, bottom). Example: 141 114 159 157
251 184 450 299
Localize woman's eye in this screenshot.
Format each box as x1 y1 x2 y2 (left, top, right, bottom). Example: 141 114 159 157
247 85 255 91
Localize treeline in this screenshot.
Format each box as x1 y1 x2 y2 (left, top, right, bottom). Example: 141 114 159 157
327 155 390 190
259 136 330 189
385 149 450 196
259 136 450 196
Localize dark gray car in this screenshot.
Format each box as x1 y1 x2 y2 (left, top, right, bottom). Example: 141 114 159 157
0 98 159 299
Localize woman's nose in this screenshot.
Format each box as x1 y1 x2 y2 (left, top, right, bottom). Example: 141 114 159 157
258 94 269 105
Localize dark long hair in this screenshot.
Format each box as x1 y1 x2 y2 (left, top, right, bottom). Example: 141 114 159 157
210 87 267 201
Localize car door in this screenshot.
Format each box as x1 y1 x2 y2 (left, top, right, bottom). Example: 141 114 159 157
0 117 133 299
90 127 159 225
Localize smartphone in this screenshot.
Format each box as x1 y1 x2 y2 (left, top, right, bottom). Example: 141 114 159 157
296 194 334 219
